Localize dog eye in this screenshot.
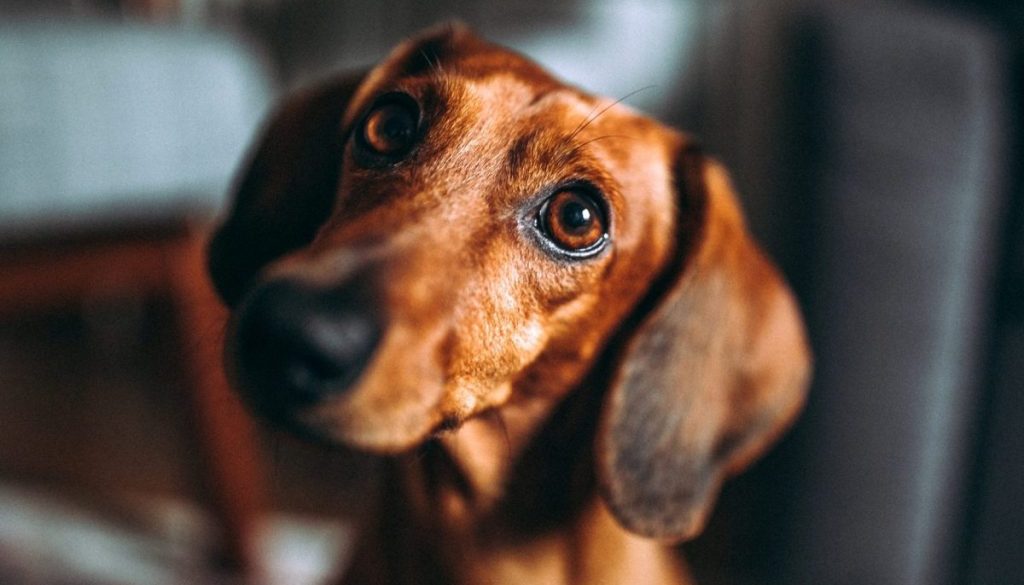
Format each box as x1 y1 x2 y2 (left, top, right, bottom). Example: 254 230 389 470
538 189 608 255
355 93 420 161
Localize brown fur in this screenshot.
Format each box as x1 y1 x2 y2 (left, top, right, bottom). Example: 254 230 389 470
209 24 811 585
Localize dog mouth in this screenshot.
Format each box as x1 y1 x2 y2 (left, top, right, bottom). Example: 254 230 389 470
431 414 463 435
225 273 493 454
234 362 476 455
235 390 442 454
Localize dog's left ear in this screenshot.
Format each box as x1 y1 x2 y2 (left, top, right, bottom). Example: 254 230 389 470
208 71 366 306
596 146 811 542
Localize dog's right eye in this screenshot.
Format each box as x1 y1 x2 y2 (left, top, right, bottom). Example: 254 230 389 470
534 187 610 259
354 93 421 164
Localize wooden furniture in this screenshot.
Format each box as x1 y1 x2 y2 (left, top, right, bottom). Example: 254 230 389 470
0 223 267 572
0 20 274 573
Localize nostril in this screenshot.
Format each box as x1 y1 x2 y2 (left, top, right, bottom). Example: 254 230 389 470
233 279 382 411
290 312 381 392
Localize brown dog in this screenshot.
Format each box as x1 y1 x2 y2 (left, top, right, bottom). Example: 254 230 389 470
209 24 811 585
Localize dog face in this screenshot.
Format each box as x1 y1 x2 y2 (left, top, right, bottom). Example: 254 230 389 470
209 25 810 542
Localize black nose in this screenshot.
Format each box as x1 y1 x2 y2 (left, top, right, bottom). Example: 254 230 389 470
232 278 382 413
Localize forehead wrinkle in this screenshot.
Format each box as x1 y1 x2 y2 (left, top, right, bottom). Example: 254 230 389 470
402 73 628 216
499 110 625 192
501 89 629 168
421 75 536 194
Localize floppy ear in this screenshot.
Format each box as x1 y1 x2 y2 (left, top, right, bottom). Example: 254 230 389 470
596 147 811 542
207 71 366 306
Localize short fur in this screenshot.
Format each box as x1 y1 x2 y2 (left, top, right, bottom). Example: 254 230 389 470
210 24 811 585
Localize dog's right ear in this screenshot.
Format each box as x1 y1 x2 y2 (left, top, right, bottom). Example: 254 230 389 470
208 71 366 306
595 146 811 542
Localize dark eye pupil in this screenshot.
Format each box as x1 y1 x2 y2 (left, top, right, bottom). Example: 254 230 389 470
380 111 413 141
537 189 607 256
560 200 593 233
358 96 420 160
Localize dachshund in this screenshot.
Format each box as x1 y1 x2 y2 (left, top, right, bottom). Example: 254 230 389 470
208 24 811 585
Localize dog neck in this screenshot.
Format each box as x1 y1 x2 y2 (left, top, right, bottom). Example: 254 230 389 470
345 387 691 585
434 393 555 510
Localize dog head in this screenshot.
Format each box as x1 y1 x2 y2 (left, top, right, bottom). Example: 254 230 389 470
209 24 810 542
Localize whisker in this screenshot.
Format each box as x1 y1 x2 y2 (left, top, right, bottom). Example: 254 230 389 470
571 133 638 153
493 409 513 463
415 442 430 461
567 101 604 142
567 85 657 142
419 48 443 79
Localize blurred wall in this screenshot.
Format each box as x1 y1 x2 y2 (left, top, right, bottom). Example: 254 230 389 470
231 0 703 122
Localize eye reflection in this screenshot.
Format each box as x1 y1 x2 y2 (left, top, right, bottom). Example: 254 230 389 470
538 189 608 254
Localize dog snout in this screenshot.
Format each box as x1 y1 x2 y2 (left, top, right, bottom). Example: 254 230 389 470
233 278 382 414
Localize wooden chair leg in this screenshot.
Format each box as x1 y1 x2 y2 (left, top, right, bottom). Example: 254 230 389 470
166 228 267 575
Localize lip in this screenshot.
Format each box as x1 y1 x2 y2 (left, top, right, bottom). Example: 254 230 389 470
428 414 463 438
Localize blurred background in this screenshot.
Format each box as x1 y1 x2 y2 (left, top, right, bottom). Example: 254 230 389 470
0 0 1022 584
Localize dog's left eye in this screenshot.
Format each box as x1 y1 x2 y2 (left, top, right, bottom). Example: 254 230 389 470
537 189 609 256
355 93 420 162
